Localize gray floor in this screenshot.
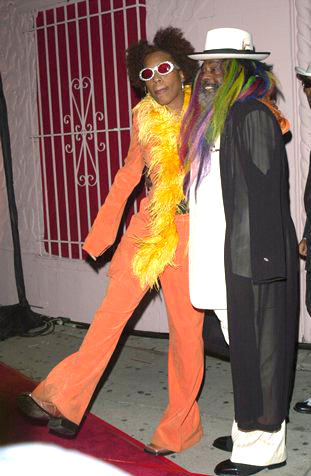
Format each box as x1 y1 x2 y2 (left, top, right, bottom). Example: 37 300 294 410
0 323 311 475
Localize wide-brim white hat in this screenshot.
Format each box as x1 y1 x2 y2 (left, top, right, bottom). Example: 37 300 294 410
189 28 270 61
295 62 311 77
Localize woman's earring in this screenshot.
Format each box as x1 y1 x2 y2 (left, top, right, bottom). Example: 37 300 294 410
144 85 148 95
181 81 185 91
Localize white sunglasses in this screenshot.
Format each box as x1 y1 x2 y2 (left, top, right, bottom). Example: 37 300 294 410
139 61 179 81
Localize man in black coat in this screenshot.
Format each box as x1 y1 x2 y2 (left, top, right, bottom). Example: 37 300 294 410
182 28 299 476
294 62 311 415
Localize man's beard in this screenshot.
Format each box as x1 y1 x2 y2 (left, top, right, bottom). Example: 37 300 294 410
199 80 219 110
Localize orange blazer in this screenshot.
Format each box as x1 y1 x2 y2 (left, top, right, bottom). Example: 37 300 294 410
83 112 146 258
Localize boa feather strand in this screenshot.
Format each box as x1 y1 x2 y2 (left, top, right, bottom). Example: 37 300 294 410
132 85 191 289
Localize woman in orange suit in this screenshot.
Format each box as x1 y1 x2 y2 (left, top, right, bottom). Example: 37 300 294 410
17 27 203 456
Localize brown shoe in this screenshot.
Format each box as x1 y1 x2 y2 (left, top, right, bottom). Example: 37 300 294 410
16 392 78 437
144 443 175 456
16 392 60 420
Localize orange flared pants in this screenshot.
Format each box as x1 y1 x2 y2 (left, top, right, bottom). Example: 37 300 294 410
32 209 205 452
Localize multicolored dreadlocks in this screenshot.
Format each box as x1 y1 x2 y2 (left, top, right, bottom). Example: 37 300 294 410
179 59 278 195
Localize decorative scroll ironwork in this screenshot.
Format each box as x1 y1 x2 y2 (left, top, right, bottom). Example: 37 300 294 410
64 76 105 187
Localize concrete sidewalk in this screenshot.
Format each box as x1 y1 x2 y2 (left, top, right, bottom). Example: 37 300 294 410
0 325 310 475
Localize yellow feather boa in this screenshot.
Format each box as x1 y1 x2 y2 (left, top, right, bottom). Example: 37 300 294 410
132 85 191 289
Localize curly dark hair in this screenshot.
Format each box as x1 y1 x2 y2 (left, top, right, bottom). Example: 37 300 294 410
126 26 198 93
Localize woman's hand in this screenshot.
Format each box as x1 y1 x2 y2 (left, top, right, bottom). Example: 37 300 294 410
299 238 307 257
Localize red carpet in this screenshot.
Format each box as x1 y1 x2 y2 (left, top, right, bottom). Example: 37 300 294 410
0 362 208 475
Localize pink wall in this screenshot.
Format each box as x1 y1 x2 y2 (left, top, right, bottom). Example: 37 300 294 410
0 0 310 340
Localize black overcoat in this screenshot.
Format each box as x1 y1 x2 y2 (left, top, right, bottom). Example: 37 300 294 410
303 153 311 264
219 99 299 432
303 153 311 315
